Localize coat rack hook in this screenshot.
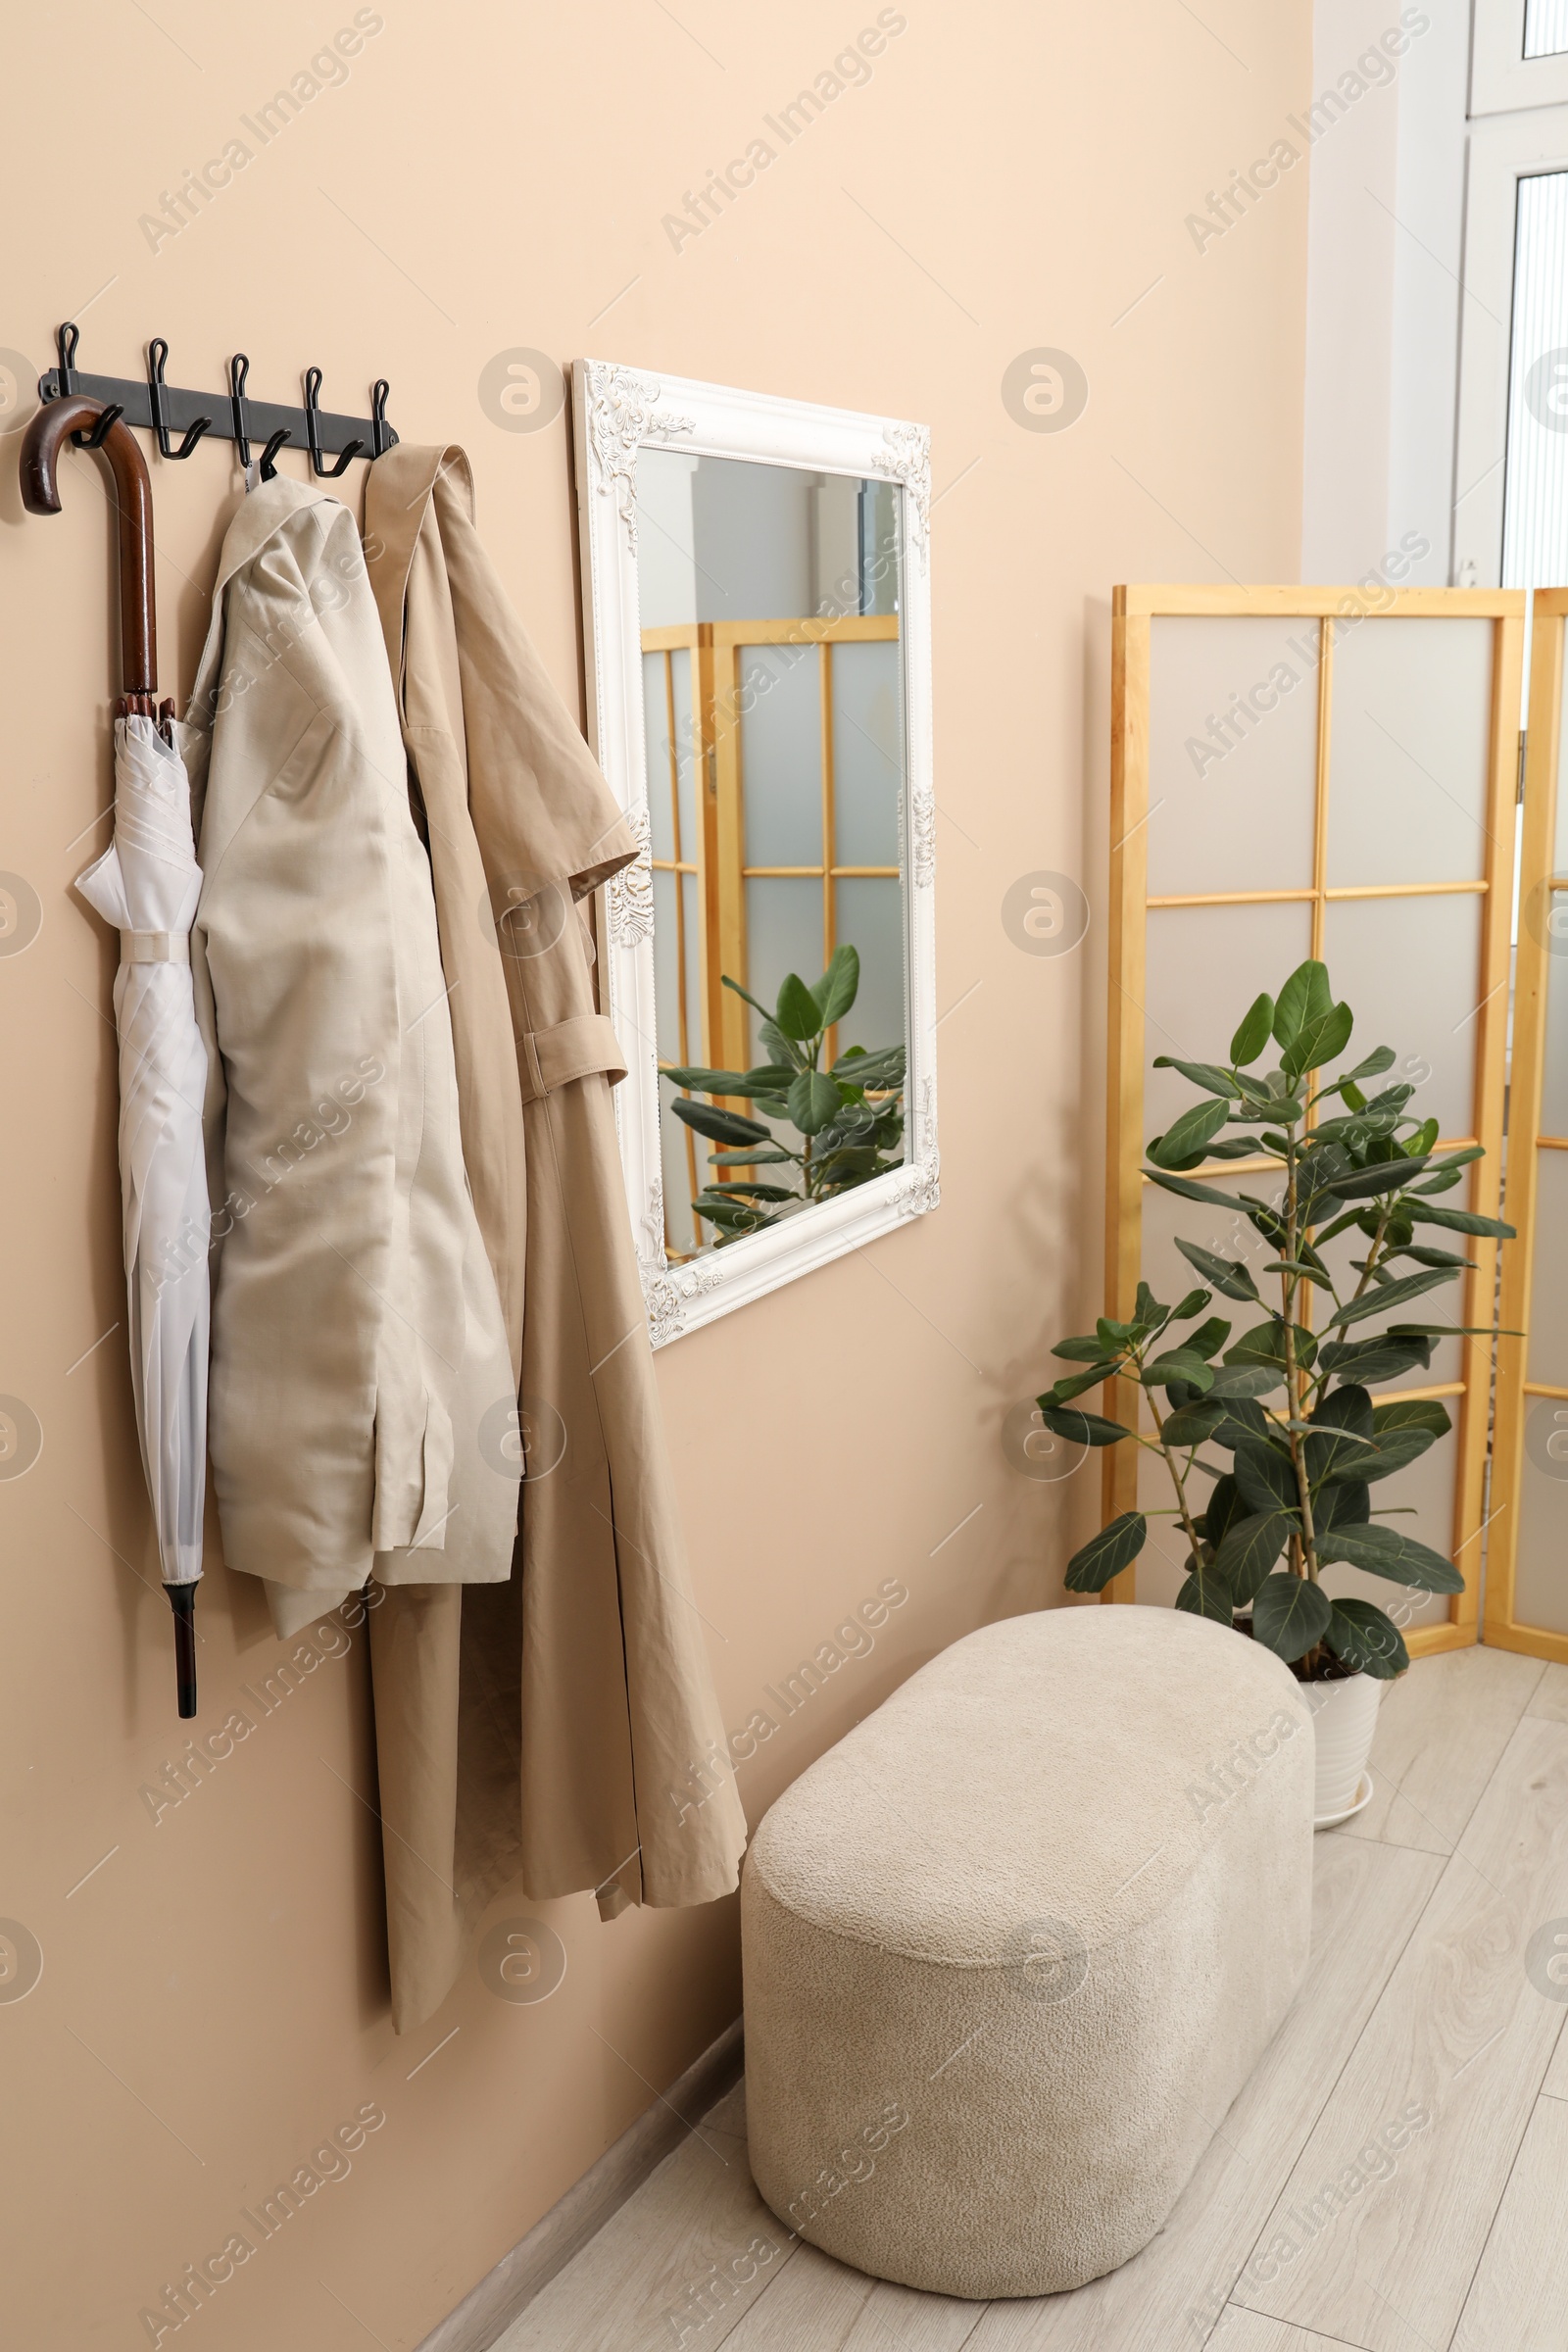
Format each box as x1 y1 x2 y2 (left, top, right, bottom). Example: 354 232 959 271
57 320 80 395
258 426 292 483
228 353 252 468
82 403 125 452
147 339 212 462
370 378 392 460
303 367 363 478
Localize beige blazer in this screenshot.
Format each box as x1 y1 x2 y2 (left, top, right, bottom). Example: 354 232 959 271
185 477 517 1622
361 447 747 2032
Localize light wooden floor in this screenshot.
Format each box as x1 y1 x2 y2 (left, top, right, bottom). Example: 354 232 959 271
499 1649 1568 2352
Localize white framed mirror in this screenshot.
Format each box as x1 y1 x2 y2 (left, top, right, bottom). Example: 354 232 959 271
571 361 938 1345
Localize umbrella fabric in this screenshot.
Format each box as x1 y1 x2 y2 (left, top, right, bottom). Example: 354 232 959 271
182 475 517 1633
74 715 210 1585
362 446 746 2033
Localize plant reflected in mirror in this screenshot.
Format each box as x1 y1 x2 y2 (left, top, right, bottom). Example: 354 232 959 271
661 944 906 1244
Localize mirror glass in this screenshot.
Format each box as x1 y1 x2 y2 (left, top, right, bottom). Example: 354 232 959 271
634 450 910 1261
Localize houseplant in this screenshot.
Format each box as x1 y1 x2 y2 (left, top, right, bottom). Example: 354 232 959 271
660 945 906 1243
1036 959 1513 1817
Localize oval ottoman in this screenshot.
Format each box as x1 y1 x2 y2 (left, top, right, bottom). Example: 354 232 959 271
742 1605 1314 2299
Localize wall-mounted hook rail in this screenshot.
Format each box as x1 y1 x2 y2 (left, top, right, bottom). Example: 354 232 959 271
37 323 398 467
303 367 362 478
146 339 211 460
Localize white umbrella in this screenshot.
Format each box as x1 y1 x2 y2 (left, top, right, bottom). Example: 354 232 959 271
75 713 210 1713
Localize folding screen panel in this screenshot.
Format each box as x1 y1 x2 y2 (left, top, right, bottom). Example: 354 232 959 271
1490 588 1568 1662
1106 587 1525 1656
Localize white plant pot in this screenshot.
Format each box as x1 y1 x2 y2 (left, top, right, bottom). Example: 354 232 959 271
1302 1671 1382 1827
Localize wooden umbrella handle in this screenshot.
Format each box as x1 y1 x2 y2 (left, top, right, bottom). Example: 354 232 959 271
20 394 159 716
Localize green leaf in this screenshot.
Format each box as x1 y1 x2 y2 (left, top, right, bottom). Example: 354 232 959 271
1176 1564 1235 1622
808 950 859 1035
1063 1512 1147 1592
1372 1398 1452 1440
788 1069 842 1135
1352 1426 1440 1483
1282 999 1353 1080
1414 1145 1486 1179
1213 1509 1296 1603
1162 1399 1228 1446
1198 1473 1244 1547
1303 1384 1376 1484
1232 1438 1299 1513
1325 1597 1410 1680
1226 1320 1316 1373
1054 1335 1118 1363
672 1099 772 1146
1204 1362 1287 1398
1143 1349 1215 1393
1151 1056 1242 1099
704 1181 796 1200
775 972 824 1041
1174 1238 1260 1301
759 1017 797 1068
832 1043 905 1089
1183 1315 1233 1359
1238 1194 1290 1245
1135 1281 1168 1327
1272 960 1334 1050
660 1065 755 1093
1338 1044 1396 1088
709 1144 794 1165
1408 1203 1516 1241
1170 1288 1212 1323
1042 1364 1120 1404
1314 1524 1464 1592
1317 1332 1436 1386
1147 1169 1256 1211
811 944 860 1027
1251 1571 1333 1662
1317 1154 1434 1201
1211 1396 1272 1448
1231 993 1275 1065
1317 1478 1371 1532
1147 1098 1230 1171
692 1197 771 1231
1327 1266 1457 1329
1036 1405 1130 1447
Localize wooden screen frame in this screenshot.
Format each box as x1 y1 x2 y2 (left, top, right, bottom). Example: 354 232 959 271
1488 588 1568 1662
1106 585 1526 1658
709 613 902 1071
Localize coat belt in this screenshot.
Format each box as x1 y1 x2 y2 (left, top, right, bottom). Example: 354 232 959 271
514 1011 627 1105
120 930 190 963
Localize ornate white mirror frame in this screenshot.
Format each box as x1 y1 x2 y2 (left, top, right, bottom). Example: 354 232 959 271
570 360 939 1345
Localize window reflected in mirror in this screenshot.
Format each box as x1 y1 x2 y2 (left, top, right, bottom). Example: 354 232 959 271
635 451 909 1259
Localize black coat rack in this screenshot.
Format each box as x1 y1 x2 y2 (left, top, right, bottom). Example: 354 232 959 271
38 323 398 477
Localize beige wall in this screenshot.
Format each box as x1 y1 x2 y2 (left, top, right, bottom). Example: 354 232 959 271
0 3 1310 2342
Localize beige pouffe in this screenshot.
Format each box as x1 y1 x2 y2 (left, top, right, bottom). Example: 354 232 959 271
742 1604 1315 2299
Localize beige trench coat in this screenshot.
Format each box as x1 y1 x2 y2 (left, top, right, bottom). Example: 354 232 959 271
362 447 746 2031
185 478 517 1634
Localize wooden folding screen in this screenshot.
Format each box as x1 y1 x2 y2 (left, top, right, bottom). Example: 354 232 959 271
1489 588 1568 1663
1106 587 1525 1657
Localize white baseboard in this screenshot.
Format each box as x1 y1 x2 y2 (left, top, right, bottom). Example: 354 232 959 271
415 2016 745 2352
